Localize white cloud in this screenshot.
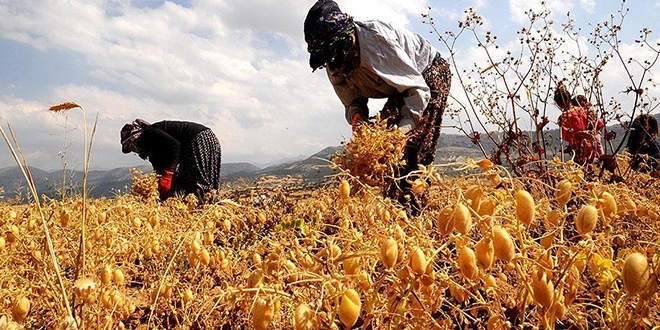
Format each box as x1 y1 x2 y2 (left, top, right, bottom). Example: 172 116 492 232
0 0 656 171
508 0 573 25
0 0 438 169
0 95 87 170
578 0 596 13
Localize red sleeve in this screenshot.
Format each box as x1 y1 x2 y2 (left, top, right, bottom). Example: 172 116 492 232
559 111 579 144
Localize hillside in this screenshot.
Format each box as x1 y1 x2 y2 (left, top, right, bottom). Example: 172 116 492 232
0 117 648 201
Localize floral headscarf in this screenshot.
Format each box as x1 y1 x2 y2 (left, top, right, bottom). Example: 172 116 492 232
120 118 150 154
304 0 355 71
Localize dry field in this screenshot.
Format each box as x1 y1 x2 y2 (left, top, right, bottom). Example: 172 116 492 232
1 123 659 329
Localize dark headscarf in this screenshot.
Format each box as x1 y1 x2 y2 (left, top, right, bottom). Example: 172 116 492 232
554 83 572 111
304 0 355 71
627 114 659 154
120 118 150 154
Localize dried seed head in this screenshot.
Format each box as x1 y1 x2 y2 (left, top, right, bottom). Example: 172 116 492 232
101 265 112 285
339 180 351 200
200 249 211 266
12 297 30 322
339 289 361 328
7 225 19 243
411 178 428 195
380 237 398 269
343 257 360 275
436 205 454 235
60 210 70 227
622 252 651 295
531 269 554 308
618 198 636 216
148 214 159 227
492 226 515 262
293 303 314 330
97 211 107 224
191 239 202 255
465 185 483 209
458 246 478 279
599 192 617 219
556 180 572 207
453 203 472 235
449 282 466 302
575 204 598 236
515 189 535 226
410 247 427 275
101 290 113 308
183 288 194 304
247 269 263 288
49 101 81 112
474 238 494 270
484 274 497 288
253 298 275 330
476 198 496 217
284 259 298 282
112 269 125 286
545 209 562 227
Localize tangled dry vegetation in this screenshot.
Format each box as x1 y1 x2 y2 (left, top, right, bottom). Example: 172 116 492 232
1 123 660 330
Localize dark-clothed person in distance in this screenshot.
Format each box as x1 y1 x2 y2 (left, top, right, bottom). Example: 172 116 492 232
627 114 660 173
121 119 222 202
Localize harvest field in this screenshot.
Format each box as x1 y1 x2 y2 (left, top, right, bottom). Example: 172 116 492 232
0 0 658 328
0 121 659 330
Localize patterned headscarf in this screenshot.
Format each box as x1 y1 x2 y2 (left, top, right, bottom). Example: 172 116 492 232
304 0 355 71
120 118 150 154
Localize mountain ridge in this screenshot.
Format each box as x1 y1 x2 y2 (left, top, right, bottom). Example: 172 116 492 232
0 117 647 201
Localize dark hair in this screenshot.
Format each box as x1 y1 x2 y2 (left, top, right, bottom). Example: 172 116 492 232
627 114 659 154
553 84 572 110
572 95 589 108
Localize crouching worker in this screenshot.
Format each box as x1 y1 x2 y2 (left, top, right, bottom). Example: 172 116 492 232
120 119 222 202
304 0 451 214
554 84 604 166
627 113 660 174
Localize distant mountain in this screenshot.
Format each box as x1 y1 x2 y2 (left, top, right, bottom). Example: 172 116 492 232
0 115 652 202
0 165 154 202
221 163 262 178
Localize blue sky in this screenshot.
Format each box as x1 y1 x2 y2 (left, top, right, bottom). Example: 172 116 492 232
0 0 658 171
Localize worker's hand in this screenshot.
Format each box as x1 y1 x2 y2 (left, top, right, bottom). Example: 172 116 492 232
399 137 408 153
158 168 175 199
351 113 365 132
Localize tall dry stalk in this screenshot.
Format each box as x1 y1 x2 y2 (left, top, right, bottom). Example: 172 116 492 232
49 101 98 326
0 123 74 321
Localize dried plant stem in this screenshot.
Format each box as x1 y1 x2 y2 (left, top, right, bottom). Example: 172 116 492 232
147 212 206 327
49 101 97 328
0 123 73 320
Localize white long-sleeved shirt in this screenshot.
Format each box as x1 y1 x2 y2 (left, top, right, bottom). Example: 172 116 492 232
327 20 438 127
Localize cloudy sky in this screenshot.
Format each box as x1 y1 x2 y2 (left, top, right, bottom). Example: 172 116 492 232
0 0 658 171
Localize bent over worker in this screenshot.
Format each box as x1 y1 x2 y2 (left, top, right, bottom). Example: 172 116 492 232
304 0 451 214
121 119 222 202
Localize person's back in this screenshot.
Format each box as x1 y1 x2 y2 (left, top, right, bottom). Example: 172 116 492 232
121 119 222 202
627 114 660 172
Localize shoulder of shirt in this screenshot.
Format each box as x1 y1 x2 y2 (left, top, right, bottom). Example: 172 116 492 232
356 20 398 33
